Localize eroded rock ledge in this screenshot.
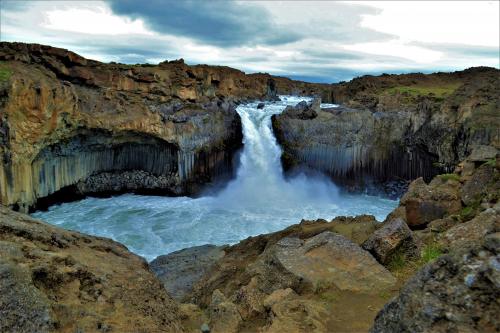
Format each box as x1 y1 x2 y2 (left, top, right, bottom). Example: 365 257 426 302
272 67 499 196
0 42 334 211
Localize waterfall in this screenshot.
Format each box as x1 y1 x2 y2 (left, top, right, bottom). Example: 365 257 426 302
33 97 398 261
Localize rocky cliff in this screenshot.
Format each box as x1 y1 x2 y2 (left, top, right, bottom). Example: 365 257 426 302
272 67 499 195
0 42 332 212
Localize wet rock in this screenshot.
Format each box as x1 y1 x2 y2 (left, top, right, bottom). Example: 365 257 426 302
370 233 500 333
0 205 183 333
257 102 265 109
151 245 226 301
362 218 419 265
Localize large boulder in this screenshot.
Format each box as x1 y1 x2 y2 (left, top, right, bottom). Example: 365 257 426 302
400 177 462 229
362 218 419 265
370 233 500 333
0 206 183 333
150 244 226 301
258 231 397 293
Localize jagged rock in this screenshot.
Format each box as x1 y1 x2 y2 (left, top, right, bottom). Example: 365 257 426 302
370 233 500 333
362 218 419 265
150 245 226 301
0 205 183 333
400 177 462 229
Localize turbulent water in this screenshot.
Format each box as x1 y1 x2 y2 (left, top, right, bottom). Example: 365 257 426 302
33 96 397 261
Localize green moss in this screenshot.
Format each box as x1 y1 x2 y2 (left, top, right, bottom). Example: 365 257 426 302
439 173 461 182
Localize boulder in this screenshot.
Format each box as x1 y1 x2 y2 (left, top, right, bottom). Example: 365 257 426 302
150 244 225 301
263 231 396 293
441 205 499 251
362 218 419 265
257 102 265 109
370 233 500 333
461 164 499 206
0 205 183 333
401 177 462 229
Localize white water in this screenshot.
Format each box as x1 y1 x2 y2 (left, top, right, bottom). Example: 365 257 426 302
33 96 397 261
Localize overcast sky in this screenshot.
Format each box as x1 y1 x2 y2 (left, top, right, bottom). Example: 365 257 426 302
1 0 498 82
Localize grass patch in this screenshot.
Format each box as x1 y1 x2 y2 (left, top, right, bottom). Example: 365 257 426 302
384 83 461 99
419 243 443 264
439 173 461 182
387 251 406 271
484 158 496 167
0 62 12 82
460 205 479 221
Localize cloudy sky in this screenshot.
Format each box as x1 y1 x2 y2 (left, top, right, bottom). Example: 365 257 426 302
1 0 498 82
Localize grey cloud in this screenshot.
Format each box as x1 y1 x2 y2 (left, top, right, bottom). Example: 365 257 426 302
107 0 301 47
413 42 500 59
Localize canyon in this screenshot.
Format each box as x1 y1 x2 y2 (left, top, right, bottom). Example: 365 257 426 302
0 42 499 333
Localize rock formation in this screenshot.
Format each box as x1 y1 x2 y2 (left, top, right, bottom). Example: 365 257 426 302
0 205 183 333
0 42 333 212
272 68 499 194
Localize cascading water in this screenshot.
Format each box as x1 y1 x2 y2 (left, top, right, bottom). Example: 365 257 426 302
33 96 397 261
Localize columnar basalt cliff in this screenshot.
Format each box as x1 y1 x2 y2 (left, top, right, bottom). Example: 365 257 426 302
272 68 500 193
0 42 333 211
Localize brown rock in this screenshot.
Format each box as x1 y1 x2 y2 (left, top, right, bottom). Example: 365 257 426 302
362 218 419 265
266 231 397 293
209 290 242 333
401 177 462 228
0 205 183 333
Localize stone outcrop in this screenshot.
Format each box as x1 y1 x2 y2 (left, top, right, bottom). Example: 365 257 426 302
272 67 499 193
0 42 333 212
0 205 183 333
150 245 226 301
370 233 500 333
184 216 398 332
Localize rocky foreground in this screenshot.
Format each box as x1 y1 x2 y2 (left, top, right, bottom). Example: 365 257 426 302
1 150 498 332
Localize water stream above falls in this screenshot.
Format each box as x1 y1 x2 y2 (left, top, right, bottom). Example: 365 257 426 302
33 96 398 261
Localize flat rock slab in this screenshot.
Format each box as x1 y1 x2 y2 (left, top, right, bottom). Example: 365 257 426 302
273 231 396 293
151 244 226 301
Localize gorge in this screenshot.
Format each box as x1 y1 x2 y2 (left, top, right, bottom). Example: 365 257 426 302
0 42 499 333
32 96 397 260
